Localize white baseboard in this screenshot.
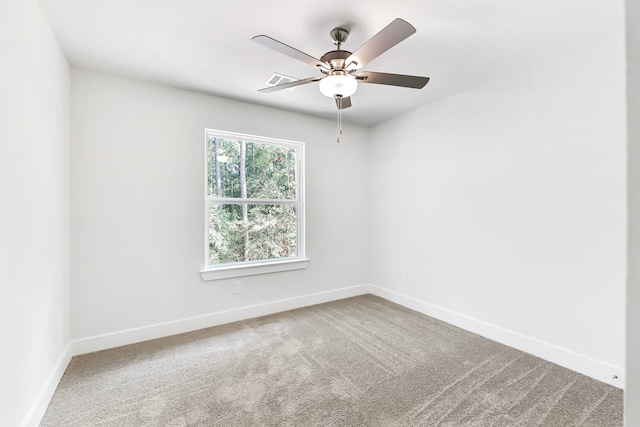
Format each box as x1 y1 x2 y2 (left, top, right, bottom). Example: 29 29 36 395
72 284 370 356
21 342 74 427
368 284 625 389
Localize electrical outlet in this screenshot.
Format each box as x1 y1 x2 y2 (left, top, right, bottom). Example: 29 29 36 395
401 271 408 283
233 280 242 294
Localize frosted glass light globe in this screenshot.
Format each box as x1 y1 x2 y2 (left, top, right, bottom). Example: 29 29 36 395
319 75 358 98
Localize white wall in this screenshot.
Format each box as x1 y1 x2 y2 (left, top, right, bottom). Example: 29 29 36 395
627 0 640 423
70 69 369 344
369 38 626 386
0 1 70 426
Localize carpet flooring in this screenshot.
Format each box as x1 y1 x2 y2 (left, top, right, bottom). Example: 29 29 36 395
40 295 623 426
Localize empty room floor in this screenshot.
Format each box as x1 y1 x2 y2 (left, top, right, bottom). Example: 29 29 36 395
40 296 623 426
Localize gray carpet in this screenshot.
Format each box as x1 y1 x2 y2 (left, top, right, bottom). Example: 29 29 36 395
40 295 623 426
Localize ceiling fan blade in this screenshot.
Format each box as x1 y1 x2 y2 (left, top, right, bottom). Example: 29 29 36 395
345 18 416 70
335 96 352 109
357 71 429 89
258 76 321 93
252 35 329 70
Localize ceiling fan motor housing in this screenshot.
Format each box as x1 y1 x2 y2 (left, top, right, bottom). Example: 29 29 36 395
319 50 354 74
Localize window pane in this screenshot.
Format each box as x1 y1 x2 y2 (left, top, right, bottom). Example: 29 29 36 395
208 203 298 265
207 138 297 199
208 204 244 264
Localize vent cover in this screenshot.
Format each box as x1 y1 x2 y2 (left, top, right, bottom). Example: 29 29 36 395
265 73 298 90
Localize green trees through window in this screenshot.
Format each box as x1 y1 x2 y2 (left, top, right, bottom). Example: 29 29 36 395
205 131 303 266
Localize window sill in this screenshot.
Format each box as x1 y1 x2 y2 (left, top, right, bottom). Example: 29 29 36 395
200 258 310 281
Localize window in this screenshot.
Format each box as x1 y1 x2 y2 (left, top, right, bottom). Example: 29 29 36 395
200 129 308 281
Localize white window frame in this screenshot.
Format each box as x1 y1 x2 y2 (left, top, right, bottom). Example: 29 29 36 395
200 129 309 281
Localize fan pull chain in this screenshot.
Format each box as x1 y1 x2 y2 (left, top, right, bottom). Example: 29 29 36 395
337 96 340 143
336 95 343 143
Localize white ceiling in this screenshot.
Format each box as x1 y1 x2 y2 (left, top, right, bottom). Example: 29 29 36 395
38 0 621 126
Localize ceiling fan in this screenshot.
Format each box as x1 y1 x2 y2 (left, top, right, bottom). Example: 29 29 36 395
252 18 430 111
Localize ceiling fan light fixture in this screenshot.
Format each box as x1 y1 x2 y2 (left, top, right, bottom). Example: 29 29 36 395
319 74 358 98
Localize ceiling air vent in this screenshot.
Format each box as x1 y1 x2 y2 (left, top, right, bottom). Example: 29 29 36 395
265 73 298 91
